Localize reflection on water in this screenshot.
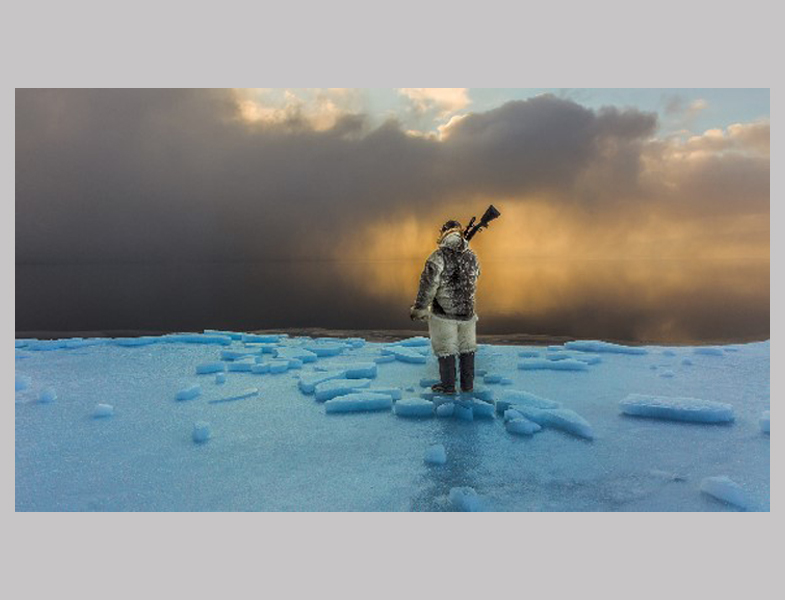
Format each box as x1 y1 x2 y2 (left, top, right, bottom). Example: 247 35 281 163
16 258 769 344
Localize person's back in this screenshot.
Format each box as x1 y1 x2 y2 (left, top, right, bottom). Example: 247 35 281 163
410 220 480 394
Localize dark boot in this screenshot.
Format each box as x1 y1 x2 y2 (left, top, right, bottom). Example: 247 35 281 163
431 354 456 394
459 352 475 392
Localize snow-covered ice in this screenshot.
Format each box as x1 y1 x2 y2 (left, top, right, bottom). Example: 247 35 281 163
619 394 735 424
14 334 769 511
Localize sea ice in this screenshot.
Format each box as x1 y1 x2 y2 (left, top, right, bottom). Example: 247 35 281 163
298 370 348 394
483 374 503 384
471 400 495 418
395 337 430 347
251 363 270 374
227 359 255 372
365 387 403 401
324 392 393 414
215 373 226 384
220 349 258 361
38 388 57 404
114 337 158 347
454 402 473 421
619 394 735 424
518 358 589 371
196 362 227 375
373 355 396 364
93 404 114 418
394 398 435 418
209 388 259 404
513 406 594 440
275 347 318 363
496 390 560 413
565 340 648 355
175 385 201 401
499 377 513 385
436 402 455 417
662 349 677 357
518 350 540 358
15 374 31 391
694 347 724 357
506 418 542 436
471 389 493 402
424 444 447 465
342 362 377 379
303 342 347 357
700 476 753 510
384 346 428 364
192 421 212 444
164 333 232 346
268 360 290 374
449 487 483 512
241 334 282 344
760 411 770 434
204 329 244 340
314 378 372 402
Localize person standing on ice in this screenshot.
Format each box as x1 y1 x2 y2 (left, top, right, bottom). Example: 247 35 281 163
410 220 480 394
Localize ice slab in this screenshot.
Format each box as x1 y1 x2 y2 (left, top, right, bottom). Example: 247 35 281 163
275 347 318 363
454 402 473 421
314 378 372 402
496 390 560 414
15 374 31 391
25 340 69 351
192 421 212 443
373 355 396 364
38 388 57 404
298 370 348 394
619 394 735 424
251 363 270 374
204 329 244 340
364 387 403 401
424 444 447 465
93 404 114 418
518 358 589 371
303 342 347 357
449 487 483 512
196 362 227 375
565 340 648 355
176 385 201 401
395 336 431 347
341 362 378 379
164 333 232 346
506 418 542 436
268 360 290 374
483 374 503 384
215 373 227 384
209 388 259 404
693 347 724 357
220 349 259 361
394 398 435 418
384 346 428 364
114 336 158 347
514 406 594 440
241 334 282 344
700 476 753 510
324 392 393 414
436 402 455 417
760 411 770 434
227 359 255 372
472 400 495 419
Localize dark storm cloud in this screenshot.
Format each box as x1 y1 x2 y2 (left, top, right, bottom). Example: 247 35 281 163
16 90 661 263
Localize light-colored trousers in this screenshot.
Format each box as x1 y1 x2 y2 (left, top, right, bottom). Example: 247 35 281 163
428 314 478 357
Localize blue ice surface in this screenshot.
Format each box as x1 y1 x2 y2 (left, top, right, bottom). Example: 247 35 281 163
14 335 770 511
619 394 735 424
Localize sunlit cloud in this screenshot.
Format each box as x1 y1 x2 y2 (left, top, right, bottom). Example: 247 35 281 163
397 88 470 115
232 88 364 131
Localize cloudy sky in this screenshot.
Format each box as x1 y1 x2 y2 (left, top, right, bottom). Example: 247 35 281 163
15 88 769 339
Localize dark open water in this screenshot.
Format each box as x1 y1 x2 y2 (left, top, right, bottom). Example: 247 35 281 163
15 259 769 344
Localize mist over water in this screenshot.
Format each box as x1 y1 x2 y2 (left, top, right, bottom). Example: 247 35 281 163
16 258 769 344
